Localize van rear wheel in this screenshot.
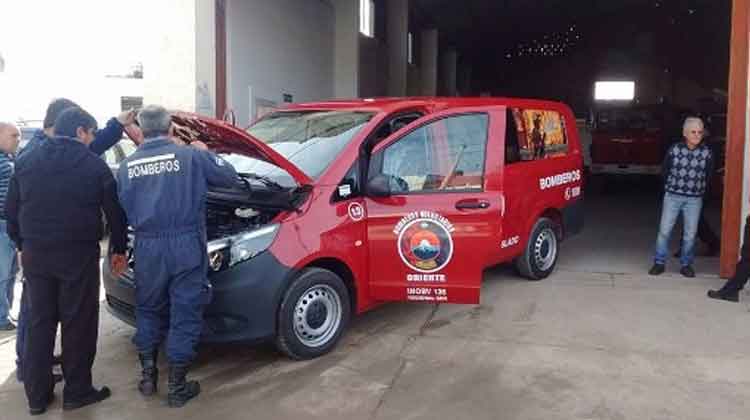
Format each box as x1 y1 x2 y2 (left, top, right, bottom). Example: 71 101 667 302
515 217 559 280
275 268 351 360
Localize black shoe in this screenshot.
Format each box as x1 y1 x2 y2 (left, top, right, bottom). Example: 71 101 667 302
29 392 55 416
138 351 159 397
649 264 665 276
167 364 200 408
707 289 739 302
673 249 681 258
62 386 111 411
680 265 696 278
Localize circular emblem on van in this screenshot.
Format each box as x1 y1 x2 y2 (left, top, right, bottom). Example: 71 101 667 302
396 214 454 273
348 202 365 221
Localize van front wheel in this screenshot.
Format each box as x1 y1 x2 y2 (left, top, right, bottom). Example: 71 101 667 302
275 268 351 360
515 218 559 280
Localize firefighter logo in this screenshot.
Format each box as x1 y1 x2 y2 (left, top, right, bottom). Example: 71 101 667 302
395 211 455 273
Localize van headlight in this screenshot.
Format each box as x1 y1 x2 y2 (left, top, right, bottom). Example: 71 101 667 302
206 224 280 272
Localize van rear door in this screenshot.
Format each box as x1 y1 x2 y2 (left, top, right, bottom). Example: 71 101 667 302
363 107 504 304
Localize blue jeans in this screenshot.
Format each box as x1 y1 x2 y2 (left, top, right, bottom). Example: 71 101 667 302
654 192 703 266
0 220 18 326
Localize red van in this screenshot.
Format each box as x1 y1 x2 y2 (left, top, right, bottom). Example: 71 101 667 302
104 98 584 360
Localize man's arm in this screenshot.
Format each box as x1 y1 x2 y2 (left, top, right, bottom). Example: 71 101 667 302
661 145 674 184
100 170 128 255
5 175 22 251
89 118 125 156
89 110 137 156
193 145 240 189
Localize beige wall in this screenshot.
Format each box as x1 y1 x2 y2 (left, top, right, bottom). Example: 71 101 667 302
143 0 198 111
196 0 217 117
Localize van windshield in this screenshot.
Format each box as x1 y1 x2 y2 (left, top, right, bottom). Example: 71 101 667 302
233 111 374 187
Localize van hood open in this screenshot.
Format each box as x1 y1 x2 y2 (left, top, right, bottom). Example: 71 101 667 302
171 112 313 185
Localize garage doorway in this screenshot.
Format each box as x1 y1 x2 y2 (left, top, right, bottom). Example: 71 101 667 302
404 0 741 276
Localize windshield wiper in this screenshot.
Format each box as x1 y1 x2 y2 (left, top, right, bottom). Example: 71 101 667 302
238 172 285 191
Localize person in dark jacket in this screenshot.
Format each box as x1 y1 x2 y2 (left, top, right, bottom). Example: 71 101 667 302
14 98 138 385
117 105 238 407
5 107 128 415
649 117 713 278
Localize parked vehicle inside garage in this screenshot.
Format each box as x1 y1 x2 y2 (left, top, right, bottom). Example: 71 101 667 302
103 97 584 360
589 104 687 178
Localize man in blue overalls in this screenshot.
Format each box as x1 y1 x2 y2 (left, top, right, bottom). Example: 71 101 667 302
117 105 239 407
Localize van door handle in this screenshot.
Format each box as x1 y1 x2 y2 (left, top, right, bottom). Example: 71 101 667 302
455 200 490 210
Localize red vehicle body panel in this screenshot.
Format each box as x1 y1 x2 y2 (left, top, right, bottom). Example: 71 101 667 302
243 97 584 313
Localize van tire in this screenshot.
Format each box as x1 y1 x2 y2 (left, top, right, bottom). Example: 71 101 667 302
275 268 351 360
515 218 559 281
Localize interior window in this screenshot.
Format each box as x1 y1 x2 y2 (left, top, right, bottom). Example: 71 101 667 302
377 113 488 193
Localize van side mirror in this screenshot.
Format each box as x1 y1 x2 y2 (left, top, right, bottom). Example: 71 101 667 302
366 174 392 197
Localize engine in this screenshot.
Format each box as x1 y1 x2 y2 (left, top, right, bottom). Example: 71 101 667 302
206 201 276 240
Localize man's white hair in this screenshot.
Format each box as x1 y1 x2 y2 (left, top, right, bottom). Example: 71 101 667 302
137 105 172 139
682 117 704 135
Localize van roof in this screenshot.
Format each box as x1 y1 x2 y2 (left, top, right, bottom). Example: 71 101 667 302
282 97 572 114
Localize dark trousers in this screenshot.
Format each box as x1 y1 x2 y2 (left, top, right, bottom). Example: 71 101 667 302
22 242 100 407
721 221 750 293
15 282 29 378
133 230 209 365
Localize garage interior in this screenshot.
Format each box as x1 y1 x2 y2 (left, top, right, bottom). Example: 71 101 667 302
401 0 733 276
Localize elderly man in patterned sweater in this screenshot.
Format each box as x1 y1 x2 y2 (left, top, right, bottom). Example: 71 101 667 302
649 117 714 278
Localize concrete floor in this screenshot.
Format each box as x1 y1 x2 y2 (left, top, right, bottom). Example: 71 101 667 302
0 180 747 420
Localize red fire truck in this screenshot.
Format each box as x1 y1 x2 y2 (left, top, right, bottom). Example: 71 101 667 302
589 104 686 178
104 97 584 360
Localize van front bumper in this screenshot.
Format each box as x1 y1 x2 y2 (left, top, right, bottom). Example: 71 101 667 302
103 251 293 344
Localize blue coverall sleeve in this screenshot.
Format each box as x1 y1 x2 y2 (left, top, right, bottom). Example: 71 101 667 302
115 163 132 222
194 149 240 189
89 117 125 156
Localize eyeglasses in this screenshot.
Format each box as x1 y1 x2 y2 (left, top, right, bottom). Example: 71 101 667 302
690 130 704 135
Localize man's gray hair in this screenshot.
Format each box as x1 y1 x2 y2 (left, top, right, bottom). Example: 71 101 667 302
137 105 172 139
682 116 704 134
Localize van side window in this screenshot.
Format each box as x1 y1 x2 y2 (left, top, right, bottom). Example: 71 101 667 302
377 113 488 193
505 108 521 164
373 112 423 143
512 108 568 160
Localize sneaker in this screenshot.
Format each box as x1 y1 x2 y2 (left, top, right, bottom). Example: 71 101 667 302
63 386 111 411
680 265 696 278
707 289 739 302
648 264 665 276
